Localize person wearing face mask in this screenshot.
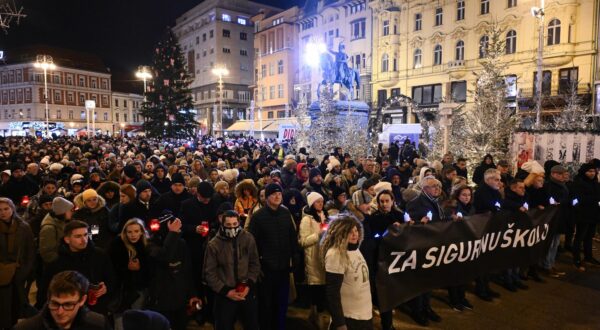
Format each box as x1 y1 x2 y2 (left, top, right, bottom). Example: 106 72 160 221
203 210 260 330
108 218 152 312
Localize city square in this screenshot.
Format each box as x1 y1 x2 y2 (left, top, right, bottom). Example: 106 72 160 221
1 0 600 329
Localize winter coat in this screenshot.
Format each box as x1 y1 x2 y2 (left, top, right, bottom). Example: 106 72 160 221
248 205 299 272
362 208 403 274
502 189 528 212
473 183 503 214
14 305 109 330
96 180 120 209
406 193 448 223
571 174 600 224
38 212 68 264
152 189 192 218
41 241 116 314
0 216 35 329
73 194 112 249
472 156 496 185
203 230 260 295
545 178 570 233
527 186 550 209
0 175 39 205
146 232 196 312
299 211 326 285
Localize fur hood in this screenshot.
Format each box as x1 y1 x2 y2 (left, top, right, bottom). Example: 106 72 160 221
73 193 106 212
235 179 258 199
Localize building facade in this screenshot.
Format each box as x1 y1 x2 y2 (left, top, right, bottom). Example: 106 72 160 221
250 6 299 124
0 48 113 135
370 0 597 123
111 92 144 135
594 0 600 114
173 0 281 134
296 0 373 105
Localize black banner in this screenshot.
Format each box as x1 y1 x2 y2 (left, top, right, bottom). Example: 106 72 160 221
375 207 558 312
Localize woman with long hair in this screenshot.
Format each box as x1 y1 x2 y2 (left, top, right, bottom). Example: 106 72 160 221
108 218 152 312
234 179 258 226
322 215 372 330
299 192 328 328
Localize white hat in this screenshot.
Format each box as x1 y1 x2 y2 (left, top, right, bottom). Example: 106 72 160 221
1 169 10 177
326 157 341 172
49 163 64 172
70 174 84 185
374 181 392 196
521 160 545 174
307 192 324 209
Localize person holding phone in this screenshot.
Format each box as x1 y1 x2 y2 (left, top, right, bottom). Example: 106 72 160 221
203 210 260 330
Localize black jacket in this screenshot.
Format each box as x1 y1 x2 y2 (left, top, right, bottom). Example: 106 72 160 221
0 175 39 205
473 183 503 214
248 205 298 272
152 190 192 218
14 305 110 330
571 175 600 224
502 189 528 212
545 178 570 233
406 193 447 223
42 241 116 314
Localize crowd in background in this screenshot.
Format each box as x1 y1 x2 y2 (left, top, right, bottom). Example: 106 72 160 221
0 134 599 330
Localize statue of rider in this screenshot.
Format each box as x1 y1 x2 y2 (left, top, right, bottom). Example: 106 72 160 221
328 42 349 84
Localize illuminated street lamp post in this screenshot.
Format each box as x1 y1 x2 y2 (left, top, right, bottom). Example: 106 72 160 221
135 66 152 102
34 55 56 137
212 67 229 137
531 1 545 129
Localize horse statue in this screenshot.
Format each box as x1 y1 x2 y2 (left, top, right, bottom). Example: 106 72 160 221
317 43 360 101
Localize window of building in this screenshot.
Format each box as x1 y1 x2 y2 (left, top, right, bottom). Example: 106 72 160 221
351 19 366 39
381 54 389 72
457 1 465 20
276 110 285 118
223 29 230 38
222 14 231 22
412 84 443 105
101 80 107 89
25 89 31 102
269 86 275 99
79 94 85 104
506 30 517 54
559 67 578 94
269 63 275 76
435 8 443 26
533 70 552 95
223 48 231 54
479 35 489 58
80 110 85 119
55 109 60 119
210 30 214 38
115 99 119 107
261 64 267 78
415 13 422 31
240 49 248 56
455 40 465 60
54 91 61 102
240 32 247 40
433 44 443 65
210 48 214 54
237 17 247 25
267 111 274 119
383 20 389 36
67 75 73 85
508 0 517 8
123 100 128 108
103 112 108 121
27 109 31 118
79 77 85 87
278 84 284 98
123 113 128 122
414 49 422 68
481 0 489 14
53 75 60 84
451 81 467 102
548 19 561 45
91 79 97 88
261 87 266 100
277 60 284 74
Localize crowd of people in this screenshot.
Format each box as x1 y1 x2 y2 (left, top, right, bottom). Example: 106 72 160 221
0 135 598 330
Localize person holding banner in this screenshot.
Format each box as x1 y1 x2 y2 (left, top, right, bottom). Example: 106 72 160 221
473 169 503 301
323 216 373 330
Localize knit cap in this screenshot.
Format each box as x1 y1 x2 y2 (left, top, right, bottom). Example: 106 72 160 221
82 189 98 202
307 192 324 208
52 197 73 215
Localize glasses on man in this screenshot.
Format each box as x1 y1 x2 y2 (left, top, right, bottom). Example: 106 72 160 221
48 300 79 311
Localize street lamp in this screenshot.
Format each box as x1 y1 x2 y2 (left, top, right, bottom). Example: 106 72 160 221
531 0 545 128
34 55 56 137
304 41 327 68
212 67 229 137
135 66 152 101
120 122 125 136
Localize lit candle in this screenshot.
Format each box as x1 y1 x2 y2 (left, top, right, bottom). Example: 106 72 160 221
495 201 501 209
374 233 380 238
523 202 529 210
404 213 411 223
426 211 433 220
456 212 463 218
549 197 556 205
572 198 579 206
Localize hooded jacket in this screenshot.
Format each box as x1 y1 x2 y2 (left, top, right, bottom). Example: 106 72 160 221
73 194 111 249
96 180 120 209
571 164 600 224
298 208 327 285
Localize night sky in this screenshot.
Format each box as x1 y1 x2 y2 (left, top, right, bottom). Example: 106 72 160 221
0 0 299 78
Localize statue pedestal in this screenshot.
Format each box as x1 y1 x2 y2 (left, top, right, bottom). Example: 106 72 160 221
308 100 370 127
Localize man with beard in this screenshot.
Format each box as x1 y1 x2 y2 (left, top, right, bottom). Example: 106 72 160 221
302 168 331 203
153 173 192 218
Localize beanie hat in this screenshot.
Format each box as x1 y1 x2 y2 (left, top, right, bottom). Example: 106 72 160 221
544 160 560 175
332 186 346 200
214 181 229 192
82 189 98 202
171 173 185 185
123 164 137 178
122 310 170 330
198 181 215 198
221 169 239 183
39 194 55 206
309 168 322 182
551 165 568 174
374 181 392 195
52 197 73 215
307 192 324 208
521 160 544 174
362 178 377 190
1 169 10 177
188 176 201 188
265 183 283 198
216 202 234 216
120 184 136 201
70 174 84 185
135 180 153 195
326 157 341 172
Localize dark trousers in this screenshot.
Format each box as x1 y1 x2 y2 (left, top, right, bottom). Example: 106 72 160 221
308 285 326 312
328 318 374 330
213 290 259 330
573 222 597 261
258 270 289 330
475 274 491 296
408 292 432 312
157 309 187 330
448 285 466 305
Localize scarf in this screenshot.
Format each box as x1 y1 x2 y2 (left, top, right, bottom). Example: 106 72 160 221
0 218 17 256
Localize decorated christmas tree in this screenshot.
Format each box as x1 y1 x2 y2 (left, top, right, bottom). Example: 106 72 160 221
450 23 518 166
551 81 591 131
140 29 197 138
